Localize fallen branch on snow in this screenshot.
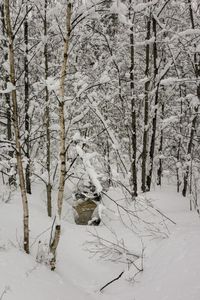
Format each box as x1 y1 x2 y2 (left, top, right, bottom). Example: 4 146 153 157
100 271 124 292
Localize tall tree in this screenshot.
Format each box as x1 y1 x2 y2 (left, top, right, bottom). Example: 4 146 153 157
129 0 137 197
4 0 29 254
0 3 15 186
141 6 151 193
49 0 72 270
24 1 31 194
182 0 200 197
146 16 159 191
44 0 52 217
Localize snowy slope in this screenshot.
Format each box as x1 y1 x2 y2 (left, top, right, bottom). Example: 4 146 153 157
0 183 199 300
133 186 200 300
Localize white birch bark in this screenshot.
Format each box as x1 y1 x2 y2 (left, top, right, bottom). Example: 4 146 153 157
49 1 72 270
4 0 29 254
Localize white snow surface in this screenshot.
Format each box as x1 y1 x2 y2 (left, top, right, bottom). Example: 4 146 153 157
0 183 199 300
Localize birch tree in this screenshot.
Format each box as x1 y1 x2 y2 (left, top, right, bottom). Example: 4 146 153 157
49 0 72 271
4 0 29 254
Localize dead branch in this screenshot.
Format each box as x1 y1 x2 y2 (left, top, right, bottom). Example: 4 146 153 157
100 271 124 292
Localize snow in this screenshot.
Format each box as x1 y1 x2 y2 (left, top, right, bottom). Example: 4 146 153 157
186 94 200 108
133 0 159 13
76 144 102 194
196 44 200 53
133 186 200 300
171 29 200 41
0 82 16 94
0 181 200 300
44 77 59 92
110 1 128 16
161 115 179 129
89 100 120 151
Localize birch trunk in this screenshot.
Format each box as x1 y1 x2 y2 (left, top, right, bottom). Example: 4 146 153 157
49 1 72 270
4 0 29 254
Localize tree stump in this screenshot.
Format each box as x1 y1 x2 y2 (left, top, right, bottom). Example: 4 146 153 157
73 199 97 225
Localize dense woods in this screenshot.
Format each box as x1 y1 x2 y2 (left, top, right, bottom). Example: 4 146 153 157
0 0 199 271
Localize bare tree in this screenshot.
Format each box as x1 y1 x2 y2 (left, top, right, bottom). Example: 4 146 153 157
49 1 72 270
24 1 31 194
4 0 29 253
146 16 159 191
44 0 52 217
0 3 16 186
141 5 151 193
182 0 200 197
129 0 137 197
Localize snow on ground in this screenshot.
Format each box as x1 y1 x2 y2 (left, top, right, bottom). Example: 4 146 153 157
0 182 199 300
133 185 200 300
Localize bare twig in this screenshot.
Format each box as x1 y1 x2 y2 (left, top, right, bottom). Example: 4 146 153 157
153 207 176 225
0 286 10 300
100 271 124 292
30 227 52 248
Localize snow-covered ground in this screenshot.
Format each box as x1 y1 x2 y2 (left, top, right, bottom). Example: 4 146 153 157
0 183 199 300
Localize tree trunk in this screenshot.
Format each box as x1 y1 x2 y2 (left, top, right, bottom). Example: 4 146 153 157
44 0 52 217
49 1 72 270
146 17 159 191
1 4 16 186
157 103 164 186
4 0 29 254
182 0 199 197
141 9 151 193
129 0 137 197
24 3 31 194
176 83 185 192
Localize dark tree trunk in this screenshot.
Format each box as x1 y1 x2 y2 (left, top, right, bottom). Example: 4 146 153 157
182 0 199 197
157 103 164 186
176 83 185 193
129 0 137 197
141 9 151 193
44 0 52 217
1 4 16 186
146 17 159 191
24 4 31 194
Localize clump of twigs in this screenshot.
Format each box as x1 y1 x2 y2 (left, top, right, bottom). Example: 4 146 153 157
85 186 175 284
